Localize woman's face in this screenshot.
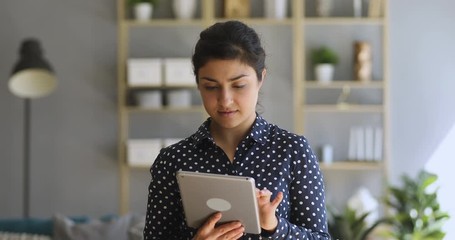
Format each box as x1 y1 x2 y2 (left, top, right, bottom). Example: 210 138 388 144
197 59 265 132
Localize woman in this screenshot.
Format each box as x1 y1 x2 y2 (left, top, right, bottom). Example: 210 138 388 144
144 20 330 240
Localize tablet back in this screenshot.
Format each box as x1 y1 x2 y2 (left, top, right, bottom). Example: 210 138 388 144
176 171 261 234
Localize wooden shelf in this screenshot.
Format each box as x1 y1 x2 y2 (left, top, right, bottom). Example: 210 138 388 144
117 0 389 214
127 106 204 113
305 81 384 89
124 19 204 27
127 84 197 90
304 17 384 25
304 104 384 112
320 161 383 170
214 18 293 26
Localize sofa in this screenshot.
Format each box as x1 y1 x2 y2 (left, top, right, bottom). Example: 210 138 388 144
0 213 144 240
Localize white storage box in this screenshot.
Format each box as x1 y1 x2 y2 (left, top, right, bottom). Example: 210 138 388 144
127 139 162 167
135 90 162 109
163 58 195 86
127 58 162 86
166 89 192 107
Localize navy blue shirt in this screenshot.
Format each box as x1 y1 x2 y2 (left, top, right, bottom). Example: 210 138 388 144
144 115 330 239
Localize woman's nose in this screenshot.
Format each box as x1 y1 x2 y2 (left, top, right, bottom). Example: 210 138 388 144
218 88 233 106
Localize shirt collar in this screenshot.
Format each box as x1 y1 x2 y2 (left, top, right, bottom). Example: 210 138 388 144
191 114 270 146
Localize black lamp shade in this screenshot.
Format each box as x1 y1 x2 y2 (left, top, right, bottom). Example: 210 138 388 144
9 39 57 98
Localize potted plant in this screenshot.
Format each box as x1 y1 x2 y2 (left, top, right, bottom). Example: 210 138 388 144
128 0 159 21
329 206 384 240
311 46 339 83
378 170 450 240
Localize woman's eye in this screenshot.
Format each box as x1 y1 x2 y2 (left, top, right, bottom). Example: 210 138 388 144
234 85 246 89
204 86 218 90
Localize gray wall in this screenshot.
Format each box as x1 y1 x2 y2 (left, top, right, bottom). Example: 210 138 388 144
1 0 454 221
0 0 118 217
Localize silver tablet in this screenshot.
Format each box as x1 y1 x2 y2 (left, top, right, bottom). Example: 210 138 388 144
176 170 261 234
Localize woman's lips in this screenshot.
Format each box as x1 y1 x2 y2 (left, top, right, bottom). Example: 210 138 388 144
218 110 237 116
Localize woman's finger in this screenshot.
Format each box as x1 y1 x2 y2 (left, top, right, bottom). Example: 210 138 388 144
271 191 284 208
204 212 222 229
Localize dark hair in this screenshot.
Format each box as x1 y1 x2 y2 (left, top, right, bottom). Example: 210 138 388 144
192 21 266 83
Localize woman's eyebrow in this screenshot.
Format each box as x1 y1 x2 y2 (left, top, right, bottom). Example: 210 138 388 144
199 74 249 82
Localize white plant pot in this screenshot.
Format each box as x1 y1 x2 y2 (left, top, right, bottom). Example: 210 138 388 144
315 64 335 83
134 3 153 21
172 0 197 20
264 0 288 19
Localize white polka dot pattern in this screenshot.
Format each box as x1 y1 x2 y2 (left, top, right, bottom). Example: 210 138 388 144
143 115 330 239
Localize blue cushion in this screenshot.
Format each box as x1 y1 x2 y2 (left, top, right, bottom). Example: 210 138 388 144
0 216 89 236
0 218 53 236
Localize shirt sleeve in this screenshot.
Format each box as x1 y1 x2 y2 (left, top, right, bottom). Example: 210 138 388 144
262 137 331 239
143 151 194 240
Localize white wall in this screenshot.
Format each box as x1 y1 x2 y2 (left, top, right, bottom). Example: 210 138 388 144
389 0 455 236
389 0 455 182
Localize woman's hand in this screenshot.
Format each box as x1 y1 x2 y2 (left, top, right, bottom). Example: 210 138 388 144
193 212 245 240
256 188 283 232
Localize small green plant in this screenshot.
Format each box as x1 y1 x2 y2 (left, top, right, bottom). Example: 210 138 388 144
380 170 450 240
312 46 339 65
328 206 384 240
127 0 159 6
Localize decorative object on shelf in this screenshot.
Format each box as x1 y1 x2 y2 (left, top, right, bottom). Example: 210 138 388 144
264 0 288 20
377 170 450 240
163 58 195 86
348 126 382 161
321 144 334 164
368 0 382 18
336 85 351 107
315 0 332 17
166 89 192 108
353 0 362 17
135 90 162 108
8 38 57 218
127 58 162 86
128 0 159 21
127 139 161 167
224 0 250 18
354 41 372 82
172 0 197 20
311 46 339 83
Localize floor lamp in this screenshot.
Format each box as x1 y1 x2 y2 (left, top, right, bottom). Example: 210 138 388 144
8 38 57 218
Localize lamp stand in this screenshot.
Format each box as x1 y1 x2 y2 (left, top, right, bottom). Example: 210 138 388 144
23 98 30 218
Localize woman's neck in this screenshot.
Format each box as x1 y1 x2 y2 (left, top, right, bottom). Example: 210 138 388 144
209 118 255 162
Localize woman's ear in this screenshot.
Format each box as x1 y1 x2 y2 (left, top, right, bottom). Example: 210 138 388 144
259 68 267 88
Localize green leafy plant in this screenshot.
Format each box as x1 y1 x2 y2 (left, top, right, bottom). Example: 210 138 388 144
328 206 385 240
380 170 450 240
127 0 159 6
311 46 339 65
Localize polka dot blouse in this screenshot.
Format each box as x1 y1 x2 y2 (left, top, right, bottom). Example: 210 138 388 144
143 115 330 239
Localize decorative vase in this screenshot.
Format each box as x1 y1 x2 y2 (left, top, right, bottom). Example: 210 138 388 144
134 3 153 21
172 0 197 20
264 0 288 20
315 64 334 83
316 0 332 17
354 41 372 82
